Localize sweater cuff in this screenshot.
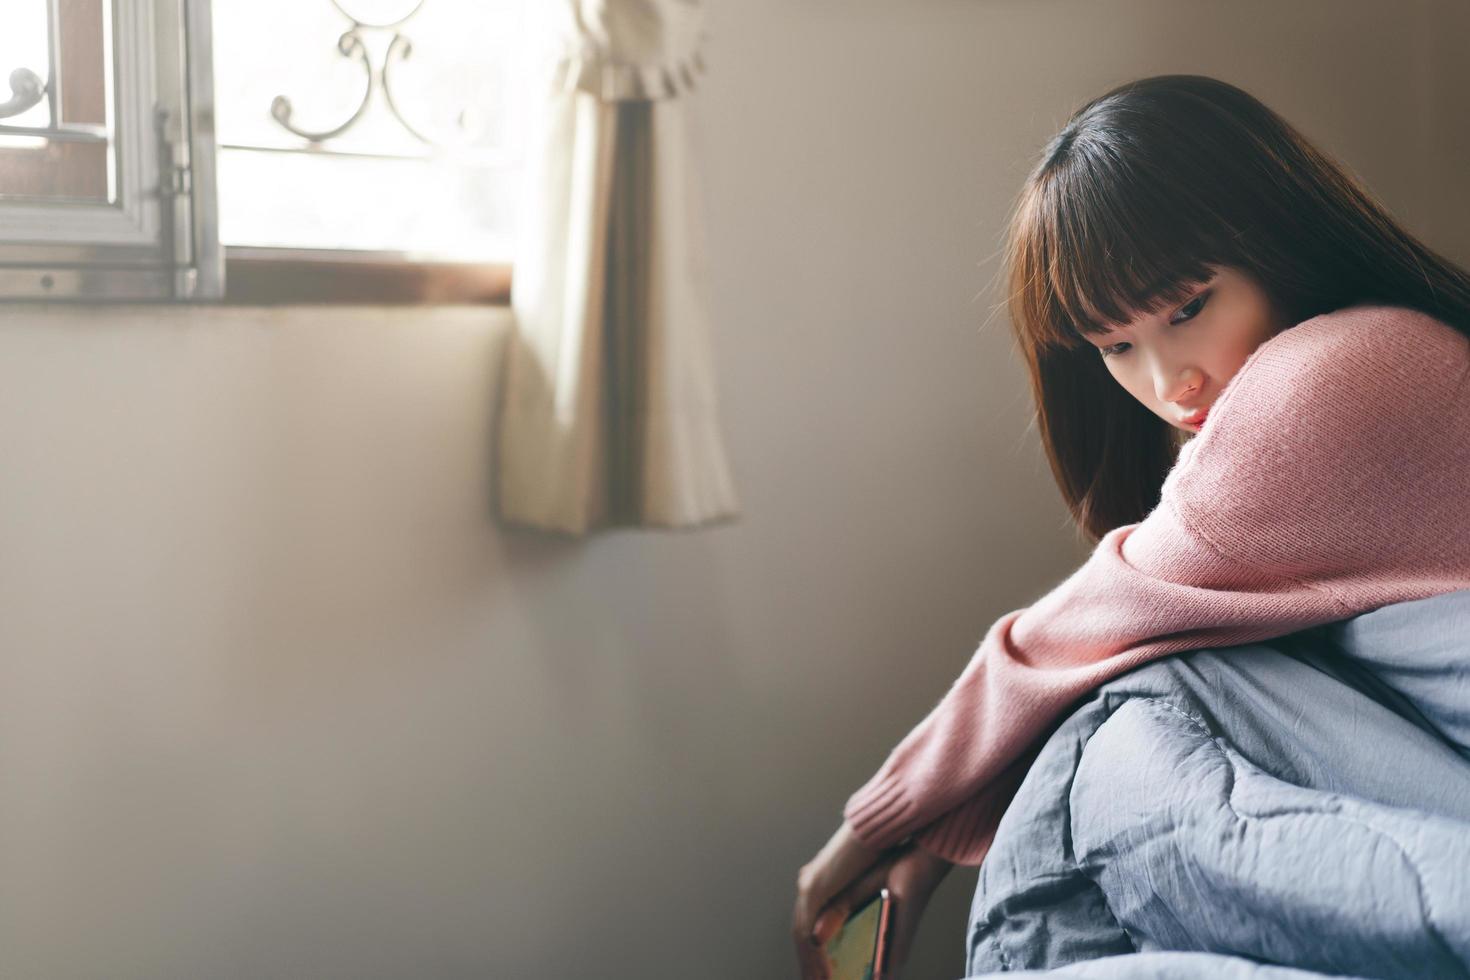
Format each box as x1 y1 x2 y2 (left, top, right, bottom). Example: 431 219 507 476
843 771 919 852
881 738 1043 867
911 791 1010 866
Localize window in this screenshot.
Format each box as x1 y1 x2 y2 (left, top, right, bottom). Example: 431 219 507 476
0 0 218 300
0 0 533 302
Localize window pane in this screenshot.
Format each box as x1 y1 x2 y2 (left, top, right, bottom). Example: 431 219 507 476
0 0 112 204
217 146 519 256
0 0 52 131
213 0 533 259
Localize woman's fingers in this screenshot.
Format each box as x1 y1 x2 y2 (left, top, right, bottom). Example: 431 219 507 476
792 822 892 979
796 861 890 976
793 863 836 980
794 829 956 980
792 828 874 943
796 856 894 980
814 857 895 945
792 864 823 938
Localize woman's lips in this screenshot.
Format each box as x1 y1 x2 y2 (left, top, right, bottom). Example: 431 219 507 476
1182 409 1209 428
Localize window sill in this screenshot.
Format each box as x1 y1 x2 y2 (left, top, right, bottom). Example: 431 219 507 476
221 247 512 306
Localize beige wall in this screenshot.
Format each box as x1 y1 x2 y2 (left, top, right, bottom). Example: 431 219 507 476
0 2 1464 978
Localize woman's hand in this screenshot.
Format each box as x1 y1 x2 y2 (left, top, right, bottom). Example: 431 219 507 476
793 823 954 980
794 822 884 980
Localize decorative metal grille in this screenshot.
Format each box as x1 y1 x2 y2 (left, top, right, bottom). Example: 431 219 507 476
0 66 46 121
0 0 106 144
212 0 528 257
267 0 479 151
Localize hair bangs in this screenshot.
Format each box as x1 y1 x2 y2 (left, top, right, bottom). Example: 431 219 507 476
1017 147 1223 350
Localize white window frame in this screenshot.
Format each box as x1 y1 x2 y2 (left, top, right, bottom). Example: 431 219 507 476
0 0 524 305
0 0 221 301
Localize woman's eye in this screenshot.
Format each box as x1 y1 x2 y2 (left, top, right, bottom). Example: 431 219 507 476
1170 291 1210 324
1100 289 1210 357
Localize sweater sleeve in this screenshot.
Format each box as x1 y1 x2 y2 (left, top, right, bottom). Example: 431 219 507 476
845 304 1470 867
844 494 1356 865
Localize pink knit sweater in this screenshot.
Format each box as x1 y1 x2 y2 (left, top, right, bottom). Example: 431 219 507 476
844 303 1470 867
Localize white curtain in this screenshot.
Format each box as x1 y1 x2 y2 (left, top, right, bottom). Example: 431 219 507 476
495 0 741 534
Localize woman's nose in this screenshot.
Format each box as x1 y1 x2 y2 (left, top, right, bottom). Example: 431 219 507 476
1156 365 1204 404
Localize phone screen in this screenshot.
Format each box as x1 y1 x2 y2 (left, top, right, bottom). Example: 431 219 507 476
823 890 890 980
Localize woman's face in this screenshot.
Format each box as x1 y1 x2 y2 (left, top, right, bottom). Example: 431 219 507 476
1087 265 1292 434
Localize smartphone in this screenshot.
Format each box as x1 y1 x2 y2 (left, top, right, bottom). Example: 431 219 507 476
823 888 892 980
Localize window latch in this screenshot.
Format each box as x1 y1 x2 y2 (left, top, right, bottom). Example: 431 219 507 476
155 106 193 198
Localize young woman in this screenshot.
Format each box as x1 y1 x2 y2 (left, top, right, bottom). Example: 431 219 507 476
792 73 1470 980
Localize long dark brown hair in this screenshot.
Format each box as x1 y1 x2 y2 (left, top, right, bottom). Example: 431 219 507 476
1004 73 1470 544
